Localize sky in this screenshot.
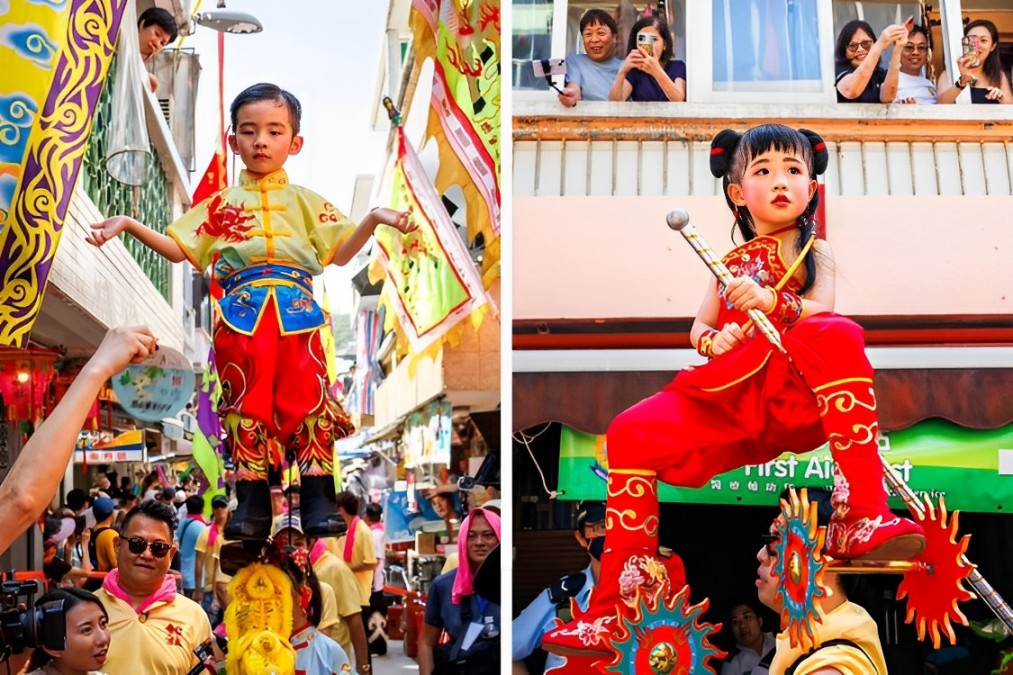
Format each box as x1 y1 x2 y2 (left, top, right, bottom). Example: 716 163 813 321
182 1 392 313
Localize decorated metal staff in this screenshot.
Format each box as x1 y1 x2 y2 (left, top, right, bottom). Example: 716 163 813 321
666 208 787 356
669 206 1013 638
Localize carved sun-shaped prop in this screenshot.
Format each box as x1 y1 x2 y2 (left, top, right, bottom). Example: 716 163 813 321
774 488 829 650
605 583 724 674
896 496 975 649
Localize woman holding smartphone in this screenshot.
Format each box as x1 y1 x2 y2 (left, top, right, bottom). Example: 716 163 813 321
936 19 1012 104
835 18 908 103
608 15 686 102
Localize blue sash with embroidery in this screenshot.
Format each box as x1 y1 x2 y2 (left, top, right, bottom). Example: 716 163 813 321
216 263 324 335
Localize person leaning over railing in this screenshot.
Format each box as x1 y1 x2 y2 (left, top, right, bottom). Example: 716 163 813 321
558 9 623 108
0 327 157 556
609 15 686 102
936 19 1013 105
895 25 937 104
835 19 907 103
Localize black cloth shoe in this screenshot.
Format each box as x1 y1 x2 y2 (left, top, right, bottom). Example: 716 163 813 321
300 475 347 537
224 480 272 541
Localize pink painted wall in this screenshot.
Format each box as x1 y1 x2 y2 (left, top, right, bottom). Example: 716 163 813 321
514 196 1013 320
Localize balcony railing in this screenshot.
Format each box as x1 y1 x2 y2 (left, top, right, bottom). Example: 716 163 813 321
513 101 1013 198
80 57 172 299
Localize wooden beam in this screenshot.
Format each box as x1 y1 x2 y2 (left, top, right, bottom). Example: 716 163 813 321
513 114 1013 144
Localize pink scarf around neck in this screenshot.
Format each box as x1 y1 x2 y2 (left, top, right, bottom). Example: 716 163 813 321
102 568 178 614
309 539 327 565
343 516 361 563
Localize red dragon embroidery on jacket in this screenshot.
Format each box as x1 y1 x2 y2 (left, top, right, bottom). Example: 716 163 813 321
196 195 256 242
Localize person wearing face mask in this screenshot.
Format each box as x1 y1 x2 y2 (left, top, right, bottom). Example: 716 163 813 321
22 588 111 675
511 502 686 673
92 500 211 674
895 25 937 104
511 502 606 674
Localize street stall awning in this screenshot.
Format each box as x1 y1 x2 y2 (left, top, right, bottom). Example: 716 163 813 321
514 367 1013 434
77 429 146 464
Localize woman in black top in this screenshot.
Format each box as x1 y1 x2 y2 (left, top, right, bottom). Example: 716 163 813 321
936 19 1013 104
835 19 907 103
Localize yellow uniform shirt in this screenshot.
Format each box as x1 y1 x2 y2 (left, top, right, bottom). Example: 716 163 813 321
334 520 376 606
167 168 354 274
313 550 363 659
93 527 118 572
318 580 339 637
193 526 225 593
94 586 212 675
770 600 887 675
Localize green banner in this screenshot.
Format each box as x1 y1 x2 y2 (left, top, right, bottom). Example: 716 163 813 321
558 419 1013 513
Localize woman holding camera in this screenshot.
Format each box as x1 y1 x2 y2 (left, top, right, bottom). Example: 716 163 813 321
936 19 1012 104
609 15 686 102
21 587 110 675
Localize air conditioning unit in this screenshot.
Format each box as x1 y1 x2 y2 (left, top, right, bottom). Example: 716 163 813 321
152 49 201 172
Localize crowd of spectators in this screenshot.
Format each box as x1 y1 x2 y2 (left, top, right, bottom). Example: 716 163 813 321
545 8 1012 107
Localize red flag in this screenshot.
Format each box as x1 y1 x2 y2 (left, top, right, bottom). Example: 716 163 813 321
192 148 227 206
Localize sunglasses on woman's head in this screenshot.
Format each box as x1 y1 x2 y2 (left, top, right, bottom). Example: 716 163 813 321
124 536 172 558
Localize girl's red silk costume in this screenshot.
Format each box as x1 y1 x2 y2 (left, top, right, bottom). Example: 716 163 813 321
611 233 843 481
542 233 924 656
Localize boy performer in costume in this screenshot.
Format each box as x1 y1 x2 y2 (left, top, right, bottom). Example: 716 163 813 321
88 83 415 541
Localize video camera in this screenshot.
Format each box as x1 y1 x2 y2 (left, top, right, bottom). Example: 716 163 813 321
0 573 65 663
186 632 228 675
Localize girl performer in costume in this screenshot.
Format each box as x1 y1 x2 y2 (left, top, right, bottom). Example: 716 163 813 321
543 124 925 656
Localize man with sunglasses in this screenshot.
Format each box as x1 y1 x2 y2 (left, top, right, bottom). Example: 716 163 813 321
94 499 212 674
755 489 887 674
895 25 937 104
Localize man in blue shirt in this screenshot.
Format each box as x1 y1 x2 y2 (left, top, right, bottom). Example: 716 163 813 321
559 10 623 107
512 502 606 673
175 494 207 599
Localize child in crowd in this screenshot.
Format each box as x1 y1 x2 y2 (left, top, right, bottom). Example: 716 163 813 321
543 124 925 656
88 83 415 542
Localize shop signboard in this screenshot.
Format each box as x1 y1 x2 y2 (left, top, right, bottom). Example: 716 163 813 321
403 400 453 469
557 419 1013 513
384 488 459 543
75 429 145 464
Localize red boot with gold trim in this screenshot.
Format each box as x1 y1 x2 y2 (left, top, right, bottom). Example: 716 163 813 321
816 380 925 560
542 469 673 656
